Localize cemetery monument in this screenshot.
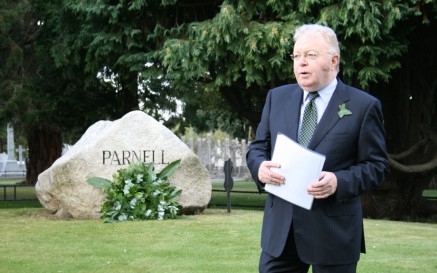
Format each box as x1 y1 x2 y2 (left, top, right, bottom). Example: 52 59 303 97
36 111 211 219
0 124 26 177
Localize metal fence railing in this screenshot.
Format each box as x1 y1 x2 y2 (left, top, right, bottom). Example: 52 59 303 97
0 184 38 201
0 171 26 179
208 189 266 209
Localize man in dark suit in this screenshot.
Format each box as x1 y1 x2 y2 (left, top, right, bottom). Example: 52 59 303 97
246 24 389 273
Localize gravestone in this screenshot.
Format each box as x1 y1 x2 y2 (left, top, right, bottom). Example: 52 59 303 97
17 145 24 163
0 124 25 177
35 111 211 219
7 124 15 160
182 135 252 180
0 153 6 171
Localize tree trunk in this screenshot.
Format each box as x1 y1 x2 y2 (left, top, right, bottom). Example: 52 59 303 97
362 133 437 221
26 122 62 185
361 18 437 221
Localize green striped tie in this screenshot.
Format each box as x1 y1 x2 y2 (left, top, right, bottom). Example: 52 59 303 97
299 92 319 147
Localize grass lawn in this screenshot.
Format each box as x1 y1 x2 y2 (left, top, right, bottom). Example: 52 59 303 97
0 207 436 273
1 180 436 272
0 179 37 202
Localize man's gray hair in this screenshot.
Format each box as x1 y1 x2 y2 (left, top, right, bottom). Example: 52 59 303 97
294 24 341 69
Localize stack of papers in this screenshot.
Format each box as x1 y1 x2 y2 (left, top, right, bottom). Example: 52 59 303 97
265 133 326 210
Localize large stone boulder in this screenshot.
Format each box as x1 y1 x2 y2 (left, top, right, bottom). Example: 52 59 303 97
35 111 211 219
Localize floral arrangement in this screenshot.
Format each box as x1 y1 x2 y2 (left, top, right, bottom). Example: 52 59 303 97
87 160 182 223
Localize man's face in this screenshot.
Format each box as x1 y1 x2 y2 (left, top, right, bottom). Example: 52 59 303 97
292 33 339 92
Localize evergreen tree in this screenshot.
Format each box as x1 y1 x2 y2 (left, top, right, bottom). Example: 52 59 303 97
159 0 437 220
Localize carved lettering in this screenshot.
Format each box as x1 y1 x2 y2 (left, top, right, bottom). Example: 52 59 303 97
111 151 121 165
143 150 151 163
161 150 168 164
103 151 111 165
102 150 169 165
132 151 141 162
122 151 131 165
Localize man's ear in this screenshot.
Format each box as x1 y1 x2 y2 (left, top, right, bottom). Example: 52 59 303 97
331 54 340 71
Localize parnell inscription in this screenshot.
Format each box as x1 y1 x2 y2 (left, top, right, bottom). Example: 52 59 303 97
102 150 169 165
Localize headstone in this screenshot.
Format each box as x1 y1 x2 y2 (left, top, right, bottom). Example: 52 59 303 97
7 124 15 160
35 111 211 219
0 124 25 177
0 153 7 171
17 145 24 163
238 140 251 178
177 129 256 180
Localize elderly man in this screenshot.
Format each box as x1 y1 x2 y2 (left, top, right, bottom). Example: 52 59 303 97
246 24 389 273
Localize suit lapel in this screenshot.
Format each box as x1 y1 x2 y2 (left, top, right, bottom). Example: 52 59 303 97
285 87 303 141
308 80 350 149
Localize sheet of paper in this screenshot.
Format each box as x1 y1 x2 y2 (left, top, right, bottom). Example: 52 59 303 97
265 133 326 210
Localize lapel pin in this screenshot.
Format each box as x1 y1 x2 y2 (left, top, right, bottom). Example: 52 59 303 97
338 103 352 118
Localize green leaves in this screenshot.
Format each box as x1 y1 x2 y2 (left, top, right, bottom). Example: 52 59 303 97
338 103 352 118
160 3 294 89
157 159 181 181
87 160 182 223
86 177 112 189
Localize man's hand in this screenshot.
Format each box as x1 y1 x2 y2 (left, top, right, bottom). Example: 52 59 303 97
258 161 285 186
307 171 337 199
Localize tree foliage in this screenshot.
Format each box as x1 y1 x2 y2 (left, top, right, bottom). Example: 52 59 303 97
0 0 436 219
0 0 29 124
0 0 126 183
158 0 437 220
0 0 221 182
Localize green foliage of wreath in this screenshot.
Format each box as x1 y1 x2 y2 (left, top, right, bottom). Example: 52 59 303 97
87 160 182 223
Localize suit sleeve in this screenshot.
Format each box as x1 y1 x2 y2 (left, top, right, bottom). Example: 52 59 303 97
334 99 389 200
246 90 273 192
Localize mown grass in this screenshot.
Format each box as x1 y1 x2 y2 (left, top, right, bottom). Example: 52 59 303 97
0 207 436 273
1 208 262 273
423 189 437 199
1 180 436 272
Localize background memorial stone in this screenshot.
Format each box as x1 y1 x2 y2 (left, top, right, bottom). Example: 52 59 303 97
7 124 15 160
0 124 26 177
35 111 211 219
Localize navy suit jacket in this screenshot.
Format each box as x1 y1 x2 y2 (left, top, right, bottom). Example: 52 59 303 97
246 79 389 265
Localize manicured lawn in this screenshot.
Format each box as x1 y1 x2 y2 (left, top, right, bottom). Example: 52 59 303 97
1 208 262 273
0 207 436 273
0 180 37 202
423 189 437 199
1 180 436 272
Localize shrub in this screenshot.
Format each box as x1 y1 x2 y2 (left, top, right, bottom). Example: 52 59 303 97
87 160 182 223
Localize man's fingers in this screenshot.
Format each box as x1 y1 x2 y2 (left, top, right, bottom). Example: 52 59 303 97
265 161 281 168
259 161 284 184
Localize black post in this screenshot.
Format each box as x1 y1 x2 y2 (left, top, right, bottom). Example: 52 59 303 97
224 159 234 213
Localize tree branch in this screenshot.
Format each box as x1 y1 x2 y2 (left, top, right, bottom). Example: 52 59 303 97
389 126 437 173
388 138 428 160
389 155 437 173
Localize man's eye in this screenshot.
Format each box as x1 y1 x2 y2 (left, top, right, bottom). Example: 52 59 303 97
307 53 318 58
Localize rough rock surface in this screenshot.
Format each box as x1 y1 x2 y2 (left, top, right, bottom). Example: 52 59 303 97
35 111 211 219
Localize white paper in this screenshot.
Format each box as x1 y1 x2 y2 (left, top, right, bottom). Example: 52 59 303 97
265 133 326 210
